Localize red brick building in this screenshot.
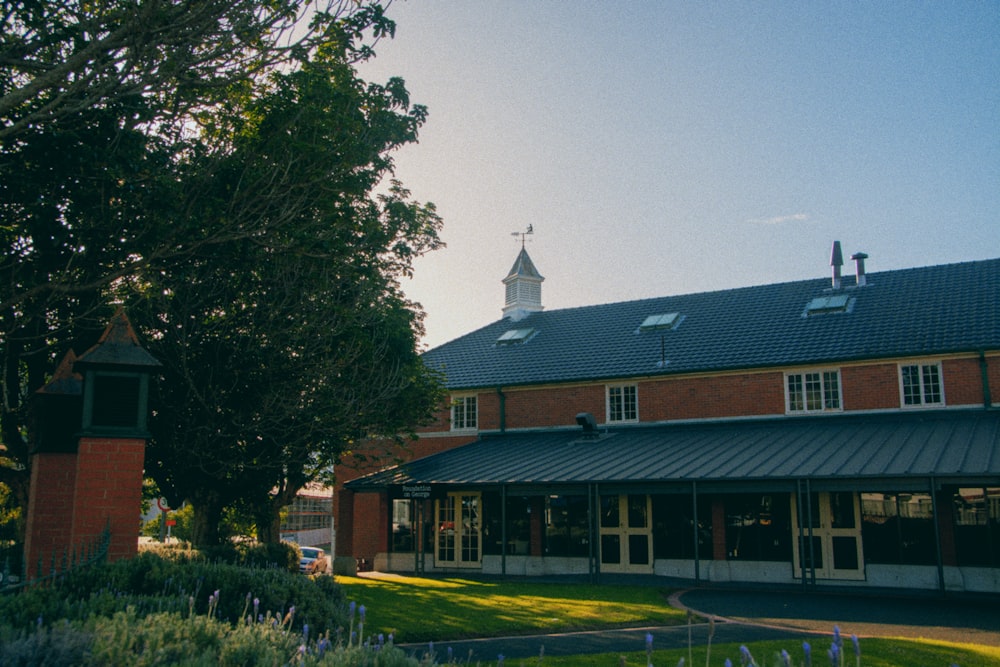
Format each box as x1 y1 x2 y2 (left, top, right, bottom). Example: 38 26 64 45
337 243 1000 592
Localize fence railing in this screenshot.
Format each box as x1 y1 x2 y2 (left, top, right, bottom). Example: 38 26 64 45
1 527 111 594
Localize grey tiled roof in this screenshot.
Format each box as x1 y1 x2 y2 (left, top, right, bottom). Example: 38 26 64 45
424 257 1000 390
346 409 1000 490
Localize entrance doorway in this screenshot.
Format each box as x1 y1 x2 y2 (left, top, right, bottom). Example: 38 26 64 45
792 491 865 580
599 494 653 573
436 493 481 567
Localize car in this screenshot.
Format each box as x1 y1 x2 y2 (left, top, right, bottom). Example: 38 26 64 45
298 546 328 574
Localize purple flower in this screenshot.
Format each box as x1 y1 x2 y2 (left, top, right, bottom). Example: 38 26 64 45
498 654 505 666
851 634 860 657
359 604 366 623
349 600 356 618
646 632 654 651
724 660 733 667
803 641 812 667
447 647 453 661
781 649 791 667
828 643 840 667
303 624 309 643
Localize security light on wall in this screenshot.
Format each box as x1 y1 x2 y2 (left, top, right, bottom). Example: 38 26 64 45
575 412 598 434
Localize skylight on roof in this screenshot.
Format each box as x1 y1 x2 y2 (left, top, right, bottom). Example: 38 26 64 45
497 328 535 345
806 294 851 315
639 312 679 331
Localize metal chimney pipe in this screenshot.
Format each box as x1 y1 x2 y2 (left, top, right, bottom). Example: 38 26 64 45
851 252 869 287
830 241 844 289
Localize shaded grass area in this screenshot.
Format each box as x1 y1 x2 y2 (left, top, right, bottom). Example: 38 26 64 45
335 573 687 643
542 638 1000 667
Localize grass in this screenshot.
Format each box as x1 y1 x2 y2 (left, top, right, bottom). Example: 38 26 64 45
335 573 1000 666
541 638 1000 667
334 573 687 642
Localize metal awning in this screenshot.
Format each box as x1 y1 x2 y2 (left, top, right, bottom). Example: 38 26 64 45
346 410 1000 492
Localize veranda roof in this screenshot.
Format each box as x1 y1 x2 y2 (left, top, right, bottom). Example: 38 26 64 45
346 410 1000 492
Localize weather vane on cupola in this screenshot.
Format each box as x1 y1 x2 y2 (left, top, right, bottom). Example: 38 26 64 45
511 224 534 248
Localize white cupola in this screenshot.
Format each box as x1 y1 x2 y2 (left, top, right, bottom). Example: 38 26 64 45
502 246 544 321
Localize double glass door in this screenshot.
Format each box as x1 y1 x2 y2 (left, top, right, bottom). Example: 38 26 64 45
436 493 481 567
792 491 865 580
599 494 653 573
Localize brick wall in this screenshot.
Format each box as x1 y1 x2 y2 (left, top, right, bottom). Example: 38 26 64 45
841 363 899 410
23 453 78 577
72 437 146 563
990 353 1000 406
944 356 991 407
502 385 604 429
643 372 785 421
425 353 997 431
24 437 146 577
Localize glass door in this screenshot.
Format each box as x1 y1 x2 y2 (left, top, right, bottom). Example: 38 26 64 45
599 494 653 573
792 491 865 580
436 493 482 568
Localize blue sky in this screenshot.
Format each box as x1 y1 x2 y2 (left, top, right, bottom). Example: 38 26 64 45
358 1 999 349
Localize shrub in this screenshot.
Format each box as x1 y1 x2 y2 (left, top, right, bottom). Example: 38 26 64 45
0 551 346 636
0 619 94 666
0 607 426 667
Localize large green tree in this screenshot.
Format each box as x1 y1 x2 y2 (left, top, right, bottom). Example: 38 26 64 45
1 1 443 546
131 51 444 545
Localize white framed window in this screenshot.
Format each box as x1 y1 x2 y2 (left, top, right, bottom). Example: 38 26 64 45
899 362 944 407
606 384 638 423
786 369 842 413
451 395 478 430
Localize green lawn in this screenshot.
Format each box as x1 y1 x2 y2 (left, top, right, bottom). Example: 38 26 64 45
335 573 686 643
335 573 1000 666
542 638 1000 667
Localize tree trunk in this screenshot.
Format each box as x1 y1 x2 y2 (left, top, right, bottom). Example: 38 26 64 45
256 503 282 544
189 491 225 547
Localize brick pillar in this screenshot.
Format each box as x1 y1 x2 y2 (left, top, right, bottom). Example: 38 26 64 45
712 497 728 561
936 489 958 566
529 497 545 557
23 453 78 578
336 488 356 558
71 437 146 563
23 309 159 578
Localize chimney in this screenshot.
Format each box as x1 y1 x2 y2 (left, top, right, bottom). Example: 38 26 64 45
830 241 844 289
851 252 869 287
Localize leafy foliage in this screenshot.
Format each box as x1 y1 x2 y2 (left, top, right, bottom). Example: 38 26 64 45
1 0 444 545
0 549 343 634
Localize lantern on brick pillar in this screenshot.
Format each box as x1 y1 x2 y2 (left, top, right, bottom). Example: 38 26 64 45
75 309 160 436
71 308 161 563
24 308 161 576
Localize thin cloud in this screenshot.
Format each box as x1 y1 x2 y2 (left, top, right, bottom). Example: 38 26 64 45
747 213 811 225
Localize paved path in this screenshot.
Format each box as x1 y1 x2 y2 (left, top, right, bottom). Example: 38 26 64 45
397 585 1000 662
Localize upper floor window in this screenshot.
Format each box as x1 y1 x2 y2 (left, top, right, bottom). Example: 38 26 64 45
786 370 841 413
451 395 477 431
607 384 638 423
900 363 943 407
